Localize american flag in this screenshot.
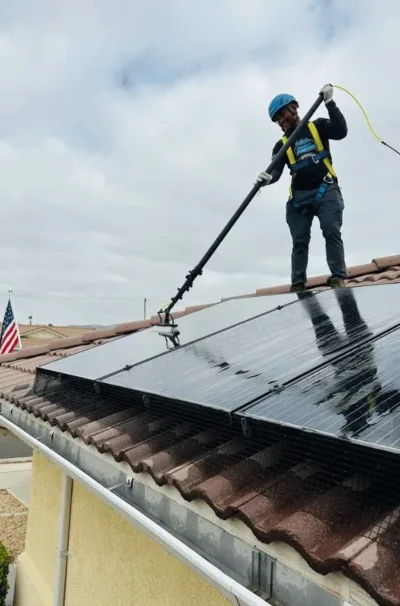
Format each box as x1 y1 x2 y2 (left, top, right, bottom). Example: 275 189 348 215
0 298 20 355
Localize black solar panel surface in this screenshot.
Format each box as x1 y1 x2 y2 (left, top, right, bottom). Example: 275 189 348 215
241 326 400 453
41 293 297 380
103 286 400 413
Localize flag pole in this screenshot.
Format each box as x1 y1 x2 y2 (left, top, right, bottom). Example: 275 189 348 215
8 288 22 349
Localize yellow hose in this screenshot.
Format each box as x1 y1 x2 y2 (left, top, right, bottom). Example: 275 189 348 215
332 84 400 156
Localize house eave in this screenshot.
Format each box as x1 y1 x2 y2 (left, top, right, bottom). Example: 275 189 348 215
0 401 271 606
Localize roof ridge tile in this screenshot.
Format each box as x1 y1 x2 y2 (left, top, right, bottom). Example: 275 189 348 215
114 320 152 335
49 336 84 350
372 254 400 269
81 328 117 342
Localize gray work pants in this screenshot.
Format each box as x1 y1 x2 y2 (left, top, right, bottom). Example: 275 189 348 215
286 182 347 286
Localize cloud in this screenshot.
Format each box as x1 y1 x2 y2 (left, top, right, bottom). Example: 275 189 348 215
0 0 397 325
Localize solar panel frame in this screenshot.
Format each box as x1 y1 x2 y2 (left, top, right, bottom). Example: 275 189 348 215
101 285 400 414
40 292 299 381
239 323 400 455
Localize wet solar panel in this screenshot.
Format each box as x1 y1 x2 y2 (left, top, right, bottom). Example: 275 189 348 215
41 292 298 380
103 285 400 413
240 326 400 454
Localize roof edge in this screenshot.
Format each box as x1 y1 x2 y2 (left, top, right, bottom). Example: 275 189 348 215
2 253 400 365
1 412 269 606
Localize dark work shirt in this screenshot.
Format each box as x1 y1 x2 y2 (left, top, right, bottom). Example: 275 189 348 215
270 101 348 191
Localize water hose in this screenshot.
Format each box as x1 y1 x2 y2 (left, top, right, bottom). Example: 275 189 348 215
333 84 400 156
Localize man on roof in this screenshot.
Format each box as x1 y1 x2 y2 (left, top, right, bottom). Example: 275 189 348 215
257 84 348 292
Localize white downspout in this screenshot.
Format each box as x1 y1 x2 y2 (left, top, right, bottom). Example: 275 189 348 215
53 473 72 606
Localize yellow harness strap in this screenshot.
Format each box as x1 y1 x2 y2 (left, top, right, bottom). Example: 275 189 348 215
307 122 337 179
282 135 296 165
281 122 337 198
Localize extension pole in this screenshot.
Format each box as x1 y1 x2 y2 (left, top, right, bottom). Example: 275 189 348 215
160 93 324 320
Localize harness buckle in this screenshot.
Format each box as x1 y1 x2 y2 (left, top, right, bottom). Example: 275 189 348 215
311 154 320 164
323 175 334 184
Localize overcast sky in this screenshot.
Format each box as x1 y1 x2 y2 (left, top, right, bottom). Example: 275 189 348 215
0 0 398 326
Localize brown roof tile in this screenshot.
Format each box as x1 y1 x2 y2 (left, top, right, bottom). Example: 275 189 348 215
347 266 400 287
372 255 400 270
113 320 151 335
346 262 379 277
123 423 194 472
182 304 214 314
220 293 258 302
54 343 98 357
81 327 118 342
2 396 399 605
306 274 331 289
256 284 293 296
6 385 400 606
2 252 400 606
253 255 400 298
166 437 247 500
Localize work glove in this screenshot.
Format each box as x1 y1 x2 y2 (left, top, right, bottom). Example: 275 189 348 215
256 170 273 186
320 83 334 105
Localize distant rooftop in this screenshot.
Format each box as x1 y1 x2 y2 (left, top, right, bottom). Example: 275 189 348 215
0 253 399 361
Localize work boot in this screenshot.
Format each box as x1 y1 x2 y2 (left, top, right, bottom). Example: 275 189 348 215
290 283 306 293
327 277 346 289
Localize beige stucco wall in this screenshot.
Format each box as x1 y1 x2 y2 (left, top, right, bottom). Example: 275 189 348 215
14 451 61 606
15 452 231 606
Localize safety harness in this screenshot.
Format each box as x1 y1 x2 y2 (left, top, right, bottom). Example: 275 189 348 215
282 121 337 203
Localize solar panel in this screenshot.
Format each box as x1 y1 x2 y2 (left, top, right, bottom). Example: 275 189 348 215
41 292 297 380
102 285 400 413
240 326 400 454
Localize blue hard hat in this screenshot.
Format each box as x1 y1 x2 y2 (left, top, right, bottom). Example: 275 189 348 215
268 93 298 121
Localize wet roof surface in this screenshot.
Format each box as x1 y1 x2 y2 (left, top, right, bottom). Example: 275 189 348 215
2 264 400 606
243 326 400 452
99 286 400 429
41 293 297 380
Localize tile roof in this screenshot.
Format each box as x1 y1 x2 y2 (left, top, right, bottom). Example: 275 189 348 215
1 252 400 606
4 388 399 606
